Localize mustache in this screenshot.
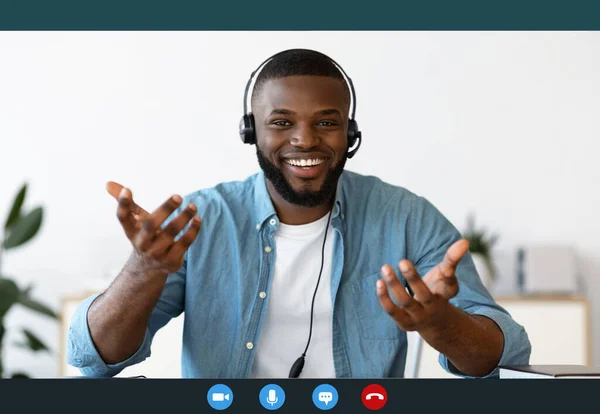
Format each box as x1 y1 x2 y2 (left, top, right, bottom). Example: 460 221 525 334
255 145 346 208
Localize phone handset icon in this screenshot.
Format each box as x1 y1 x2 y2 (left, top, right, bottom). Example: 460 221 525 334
365 393 384 400
362 384 388 410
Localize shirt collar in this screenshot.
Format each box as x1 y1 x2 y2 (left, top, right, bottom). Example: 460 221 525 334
253 170 346 227
253 170 277 227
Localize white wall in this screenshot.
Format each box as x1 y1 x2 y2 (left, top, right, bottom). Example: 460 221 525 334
1 31 599 377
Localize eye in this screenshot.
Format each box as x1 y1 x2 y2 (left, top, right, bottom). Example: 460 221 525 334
317 121 338 127
271 120 291 127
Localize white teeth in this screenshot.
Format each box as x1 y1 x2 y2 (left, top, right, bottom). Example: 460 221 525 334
286 159 324 167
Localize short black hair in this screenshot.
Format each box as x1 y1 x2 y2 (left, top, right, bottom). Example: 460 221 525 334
250 48 350 109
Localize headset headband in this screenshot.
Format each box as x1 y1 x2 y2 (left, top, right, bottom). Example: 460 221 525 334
242 49 357 121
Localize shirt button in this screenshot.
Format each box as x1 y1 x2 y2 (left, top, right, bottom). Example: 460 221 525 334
264 246 272 253
259 291 266 299
246 342 254 350
255 224 260 230
269 218 277 226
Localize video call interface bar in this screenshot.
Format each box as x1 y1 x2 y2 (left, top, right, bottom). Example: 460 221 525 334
0 377 590 413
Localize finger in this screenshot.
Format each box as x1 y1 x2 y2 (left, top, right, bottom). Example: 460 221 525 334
423 264 460 300
432 272 460 300
147 204 198 256
107 181 150 219
131 203 150 220
164 216 202 261
381 264 420 312
398 260 433 305
135 195 183 251
116 187 137 239
106 181 124 200
438 239 470 278
376 279 413 328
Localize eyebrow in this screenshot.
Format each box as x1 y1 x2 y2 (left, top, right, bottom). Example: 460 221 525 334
315 108 342 116
269 109 295 116
268 108 342 116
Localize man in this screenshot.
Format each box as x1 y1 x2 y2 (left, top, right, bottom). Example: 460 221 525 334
67 48 531 379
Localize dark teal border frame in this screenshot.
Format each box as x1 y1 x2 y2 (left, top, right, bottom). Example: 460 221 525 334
1 0 600 30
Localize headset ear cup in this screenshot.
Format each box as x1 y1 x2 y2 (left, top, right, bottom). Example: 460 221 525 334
347 119 358 149
239 113 256 145
347 119 362 159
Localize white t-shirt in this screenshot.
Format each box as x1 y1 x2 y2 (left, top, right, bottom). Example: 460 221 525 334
249 212 336 378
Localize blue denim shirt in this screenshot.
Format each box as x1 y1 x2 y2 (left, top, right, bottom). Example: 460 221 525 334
67 169 531 378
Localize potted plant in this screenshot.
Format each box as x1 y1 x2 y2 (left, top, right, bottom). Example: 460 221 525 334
463 213 499 291
0 183 57 378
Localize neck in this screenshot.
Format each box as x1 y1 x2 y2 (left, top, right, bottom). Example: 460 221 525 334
266 180 335 225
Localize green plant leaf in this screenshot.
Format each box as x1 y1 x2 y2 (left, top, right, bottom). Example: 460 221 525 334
4 183 27 230
15 329 50 353
11 372 30 378
463 213 500 261
18 290 57 319
488 234 500 246
0 278 20 317
21 284 33 297
3 207 43 250
466 212 476 233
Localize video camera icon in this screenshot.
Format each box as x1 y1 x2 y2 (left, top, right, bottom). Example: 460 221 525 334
212 392 231 402
207 384 234 410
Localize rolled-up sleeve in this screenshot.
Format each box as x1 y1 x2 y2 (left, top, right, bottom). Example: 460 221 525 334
66 264 186 377
408 195 531 379
438 304 531 379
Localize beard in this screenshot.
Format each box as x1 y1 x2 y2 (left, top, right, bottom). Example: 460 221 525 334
255 144 347 208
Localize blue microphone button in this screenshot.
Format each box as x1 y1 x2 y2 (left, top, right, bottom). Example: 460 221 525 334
259 383 286 410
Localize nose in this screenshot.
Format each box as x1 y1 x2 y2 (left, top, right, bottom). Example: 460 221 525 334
290 123 319 149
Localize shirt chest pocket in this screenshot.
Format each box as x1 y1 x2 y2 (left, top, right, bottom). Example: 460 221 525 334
349 272 406 341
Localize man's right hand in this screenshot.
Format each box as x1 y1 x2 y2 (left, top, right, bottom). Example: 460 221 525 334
106 181 202 276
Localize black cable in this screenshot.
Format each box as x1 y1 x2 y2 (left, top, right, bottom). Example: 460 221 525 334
303 209 333 355
288 208 333 378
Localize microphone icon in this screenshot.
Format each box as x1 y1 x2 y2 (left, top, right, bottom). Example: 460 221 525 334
266 389 278 406
260 384 285 409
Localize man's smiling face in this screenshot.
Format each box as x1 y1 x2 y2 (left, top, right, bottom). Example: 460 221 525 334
253 75 350 207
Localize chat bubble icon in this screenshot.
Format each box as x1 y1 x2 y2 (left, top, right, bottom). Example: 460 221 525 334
319 392 333 406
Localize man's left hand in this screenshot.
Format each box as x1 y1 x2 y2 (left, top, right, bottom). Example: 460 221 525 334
376 239 470 333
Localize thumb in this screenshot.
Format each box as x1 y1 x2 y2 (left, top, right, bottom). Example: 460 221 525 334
106 181 150 219
106 181 125 201
440 239 470 277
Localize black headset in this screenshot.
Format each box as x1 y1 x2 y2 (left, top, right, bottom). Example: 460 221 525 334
238 49 362 159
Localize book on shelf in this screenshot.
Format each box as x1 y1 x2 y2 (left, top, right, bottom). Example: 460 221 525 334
499 365 600 379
